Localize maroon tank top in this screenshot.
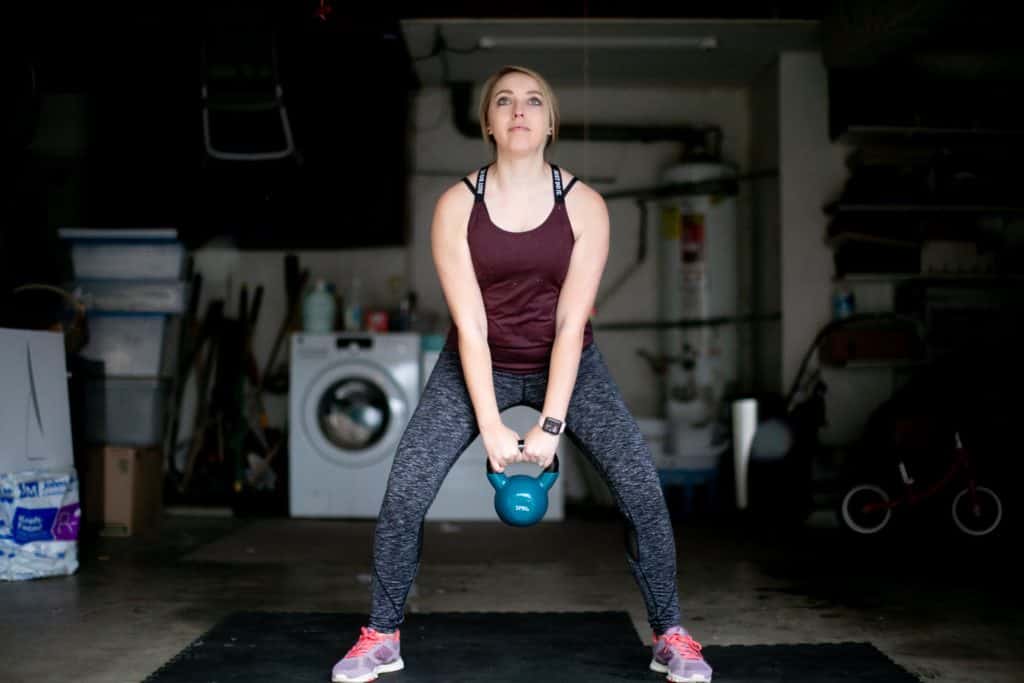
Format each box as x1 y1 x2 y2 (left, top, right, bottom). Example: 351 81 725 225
444 164 595 373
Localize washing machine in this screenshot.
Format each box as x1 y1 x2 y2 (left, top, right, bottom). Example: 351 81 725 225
289 332 420 518
420 341 564 522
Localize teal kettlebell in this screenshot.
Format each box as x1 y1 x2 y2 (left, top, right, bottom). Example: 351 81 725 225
486 439 559 527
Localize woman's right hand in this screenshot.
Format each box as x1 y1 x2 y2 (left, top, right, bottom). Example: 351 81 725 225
481 423 522 473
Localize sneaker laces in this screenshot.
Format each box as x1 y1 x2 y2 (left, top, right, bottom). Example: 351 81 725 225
662 632 704 660
347 627 396 657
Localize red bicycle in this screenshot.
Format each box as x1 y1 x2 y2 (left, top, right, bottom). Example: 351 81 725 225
839 432 1003 537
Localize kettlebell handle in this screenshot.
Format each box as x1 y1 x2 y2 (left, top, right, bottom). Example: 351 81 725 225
485 439 559 474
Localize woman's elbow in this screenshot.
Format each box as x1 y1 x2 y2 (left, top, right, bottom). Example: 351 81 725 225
555 319 586 344
455 318 489 346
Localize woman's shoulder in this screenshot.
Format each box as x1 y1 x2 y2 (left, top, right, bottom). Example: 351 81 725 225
557 167 607 213
555 167 608 240
432 172 479 223
443 167 484 203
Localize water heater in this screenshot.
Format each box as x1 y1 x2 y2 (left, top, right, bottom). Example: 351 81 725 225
657 161 739 465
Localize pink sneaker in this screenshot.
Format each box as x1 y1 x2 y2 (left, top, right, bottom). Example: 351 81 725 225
650 626 713 682
331 627 404 682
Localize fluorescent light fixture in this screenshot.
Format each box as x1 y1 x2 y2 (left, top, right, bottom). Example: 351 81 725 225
478 35 718 50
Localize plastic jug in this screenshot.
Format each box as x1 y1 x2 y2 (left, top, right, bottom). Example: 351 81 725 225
303 279 336 333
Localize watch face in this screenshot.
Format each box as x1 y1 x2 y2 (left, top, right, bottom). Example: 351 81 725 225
542 417 562 434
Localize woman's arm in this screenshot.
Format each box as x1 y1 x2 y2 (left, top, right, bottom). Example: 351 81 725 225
431 184 523 472
522 182 610 467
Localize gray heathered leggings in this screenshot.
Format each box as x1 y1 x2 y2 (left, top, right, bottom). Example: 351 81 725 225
369 342 682 634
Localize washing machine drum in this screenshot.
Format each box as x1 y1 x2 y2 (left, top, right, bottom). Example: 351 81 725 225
303 362 410 468
318 378 391 451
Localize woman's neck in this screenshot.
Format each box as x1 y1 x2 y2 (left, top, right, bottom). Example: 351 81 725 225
490 155 548 192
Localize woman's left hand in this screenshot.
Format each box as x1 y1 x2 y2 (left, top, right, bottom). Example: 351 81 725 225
521 425 560 469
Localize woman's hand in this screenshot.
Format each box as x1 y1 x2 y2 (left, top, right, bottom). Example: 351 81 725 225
522 424 560 469
481 423 522 473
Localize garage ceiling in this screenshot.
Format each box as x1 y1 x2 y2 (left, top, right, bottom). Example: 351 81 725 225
16 3 1019 93
400 19 821 87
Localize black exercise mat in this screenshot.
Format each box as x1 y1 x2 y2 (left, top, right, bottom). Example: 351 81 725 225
143 611 920 682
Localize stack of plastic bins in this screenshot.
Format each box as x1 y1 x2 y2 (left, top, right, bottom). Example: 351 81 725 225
58 228 187 449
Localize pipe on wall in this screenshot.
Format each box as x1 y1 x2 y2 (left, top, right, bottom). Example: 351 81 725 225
449 82 723 151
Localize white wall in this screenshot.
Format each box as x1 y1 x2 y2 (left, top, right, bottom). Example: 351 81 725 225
749 61 781 394
190 82 754 425
778 52 894 445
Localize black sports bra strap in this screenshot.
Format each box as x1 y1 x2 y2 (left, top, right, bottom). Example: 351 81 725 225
461 177 475 194
551 164 565 203
473 166 488 202
563 176 579 196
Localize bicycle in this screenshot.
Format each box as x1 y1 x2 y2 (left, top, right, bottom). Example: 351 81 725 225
839 431 1003 537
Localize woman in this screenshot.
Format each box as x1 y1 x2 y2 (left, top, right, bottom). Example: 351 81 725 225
331 65 713 683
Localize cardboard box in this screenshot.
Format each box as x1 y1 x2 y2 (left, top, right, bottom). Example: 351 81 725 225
84 446 163 536
0 328 74 474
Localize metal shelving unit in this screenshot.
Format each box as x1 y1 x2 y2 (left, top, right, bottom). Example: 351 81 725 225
824 201 1024 215
833 273 1024 284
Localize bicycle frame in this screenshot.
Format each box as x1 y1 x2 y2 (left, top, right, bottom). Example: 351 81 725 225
865 432 978 512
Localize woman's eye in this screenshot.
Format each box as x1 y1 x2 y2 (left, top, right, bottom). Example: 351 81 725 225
530 97 542 105
496 96 509 105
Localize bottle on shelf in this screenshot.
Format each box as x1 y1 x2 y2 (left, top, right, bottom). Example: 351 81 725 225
831 285 856 320
343 276 363 332
303 279 336 333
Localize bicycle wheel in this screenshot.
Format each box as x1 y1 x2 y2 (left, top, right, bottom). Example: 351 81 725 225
840 484 892 535
952 486 1003 537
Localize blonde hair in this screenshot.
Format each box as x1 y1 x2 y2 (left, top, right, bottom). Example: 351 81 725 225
478 65 559 152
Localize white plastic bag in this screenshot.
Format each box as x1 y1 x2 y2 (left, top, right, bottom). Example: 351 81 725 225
0 469 80 581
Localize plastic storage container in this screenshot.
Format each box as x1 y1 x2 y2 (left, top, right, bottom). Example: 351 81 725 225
82 377 168 446
75 280 188 314
79 314 168 377
59 228 185 280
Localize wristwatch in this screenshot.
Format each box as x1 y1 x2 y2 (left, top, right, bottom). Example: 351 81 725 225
539 416 566 435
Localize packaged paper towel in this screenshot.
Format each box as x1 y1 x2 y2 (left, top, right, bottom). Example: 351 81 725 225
0 469 80 581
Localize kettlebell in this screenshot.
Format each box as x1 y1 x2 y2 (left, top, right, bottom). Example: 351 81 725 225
486 439 559 527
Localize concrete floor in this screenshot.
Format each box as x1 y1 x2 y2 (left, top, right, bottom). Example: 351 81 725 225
1 505 1021 683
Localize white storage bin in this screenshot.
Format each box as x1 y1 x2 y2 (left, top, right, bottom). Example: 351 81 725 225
59 229 184 280
80 314 167 377
82 377 168 447
76 280 188 314
68 242 184 280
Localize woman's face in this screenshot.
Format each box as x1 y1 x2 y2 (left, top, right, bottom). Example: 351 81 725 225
486 72 550 154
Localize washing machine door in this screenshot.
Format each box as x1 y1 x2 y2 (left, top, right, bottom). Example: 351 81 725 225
302 360 409 468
